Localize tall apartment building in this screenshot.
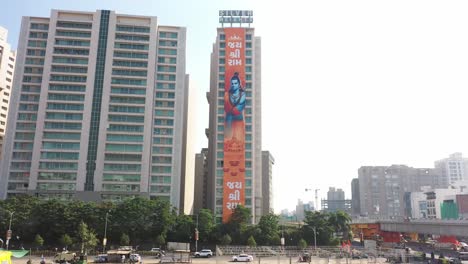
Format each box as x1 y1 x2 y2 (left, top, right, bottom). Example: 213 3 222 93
262 150 274 215
206 11 262 223
435 152 468 186
351 178 361 216
0 26 16 161
0 10 190 211
193 148 209 214
358 165 444 218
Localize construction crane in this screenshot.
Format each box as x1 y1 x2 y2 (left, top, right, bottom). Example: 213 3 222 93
305 188 320 211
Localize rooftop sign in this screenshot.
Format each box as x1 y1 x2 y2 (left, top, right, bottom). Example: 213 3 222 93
219 10 253 26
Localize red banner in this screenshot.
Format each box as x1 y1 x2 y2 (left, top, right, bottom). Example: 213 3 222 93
222 28 246 223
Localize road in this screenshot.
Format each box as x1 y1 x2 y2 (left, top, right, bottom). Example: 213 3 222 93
10 255 392 264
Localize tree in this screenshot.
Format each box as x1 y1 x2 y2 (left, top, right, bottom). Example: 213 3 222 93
257 214 280 245
246 236 257 247
220 234 232 245
328 211 351 240
197 209 215 243
168 214 194 242
298 238 307 249
224 205 251 243
120 233 130 246
303 211 334 246
155 235 165 248
77 221 98 254
34 234 44 249
59 234 73 250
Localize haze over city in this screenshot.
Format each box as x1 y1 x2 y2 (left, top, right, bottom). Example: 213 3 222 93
1 0 468 213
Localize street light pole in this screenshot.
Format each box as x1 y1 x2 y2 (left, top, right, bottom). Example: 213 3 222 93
312 227 317 251
195 214 199 253
103 211 110 253
6 211 14 250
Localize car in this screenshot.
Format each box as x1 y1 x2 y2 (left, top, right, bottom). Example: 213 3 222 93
459 242 468 251
194 249 213 258
129 254 141 263
150 248 165 258
94 254 108 263
232 254 253 262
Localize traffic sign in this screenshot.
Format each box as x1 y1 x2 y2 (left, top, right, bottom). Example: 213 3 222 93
6 230 12 240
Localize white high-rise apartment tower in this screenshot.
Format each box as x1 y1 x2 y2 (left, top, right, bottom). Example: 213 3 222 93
0 26 16 161
435 153 468 186
206 11 263 223
0 10 190 212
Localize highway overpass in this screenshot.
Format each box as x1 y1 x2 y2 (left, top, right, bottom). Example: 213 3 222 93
352 219 468 236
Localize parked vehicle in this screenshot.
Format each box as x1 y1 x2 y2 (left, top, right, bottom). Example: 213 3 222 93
232 254 253 262
54 252 76 263
150 248 165 258
129 254 141 263
93 255 108 263
194 249 213 258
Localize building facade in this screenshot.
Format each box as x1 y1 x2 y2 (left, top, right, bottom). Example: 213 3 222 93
358 165 445 218
206 19 262 223
0 10 190 211
321 187 351 213
0 26 16 161
351 178 361 216
435 152 468 186
262 150 274 215
193 148 209 214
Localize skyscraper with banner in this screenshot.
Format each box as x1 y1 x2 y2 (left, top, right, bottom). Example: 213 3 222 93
206 10 264 223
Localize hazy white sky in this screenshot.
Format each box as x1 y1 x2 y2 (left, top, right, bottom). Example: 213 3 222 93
2 0 468 212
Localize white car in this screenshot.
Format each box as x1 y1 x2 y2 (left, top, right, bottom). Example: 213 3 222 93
232 254 253 262
194 249 213 258
129 254 141 263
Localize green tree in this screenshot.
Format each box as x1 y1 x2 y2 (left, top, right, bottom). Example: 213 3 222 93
59 234 73 250
168 214 194 242
257 214 280 245
120 233 130 246
303 211 334 246
328 211 351 240
77 221 98 254
220 234 232 245
34 234 44 248
155 235 165 248
224 205 251 243
298 238 307 249
197 209 215 243
246 236 257 247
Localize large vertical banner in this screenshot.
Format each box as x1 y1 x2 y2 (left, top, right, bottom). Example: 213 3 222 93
223 28 246 223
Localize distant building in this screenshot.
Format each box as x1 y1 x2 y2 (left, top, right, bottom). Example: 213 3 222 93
409 185 468 219
296 199 314 222
435 153 468 186
358 165 445 218
193 148 209 214
351 178 361 216
321 187 351 213
0 26 16 161
262 151 274 215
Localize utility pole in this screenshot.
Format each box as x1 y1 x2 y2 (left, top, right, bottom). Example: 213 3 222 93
195 214 199 253
103 211 110 253
6 211 14 250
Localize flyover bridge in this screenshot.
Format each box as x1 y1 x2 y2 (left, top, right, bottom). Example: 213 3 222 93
352 219 468 236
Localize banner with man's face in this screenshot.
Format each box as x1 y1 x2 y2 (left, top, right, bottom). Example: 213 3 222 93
222 28 246 223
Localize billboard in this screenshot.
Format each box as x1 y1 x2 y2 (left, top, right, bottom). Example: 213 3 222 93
222 28 246 223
